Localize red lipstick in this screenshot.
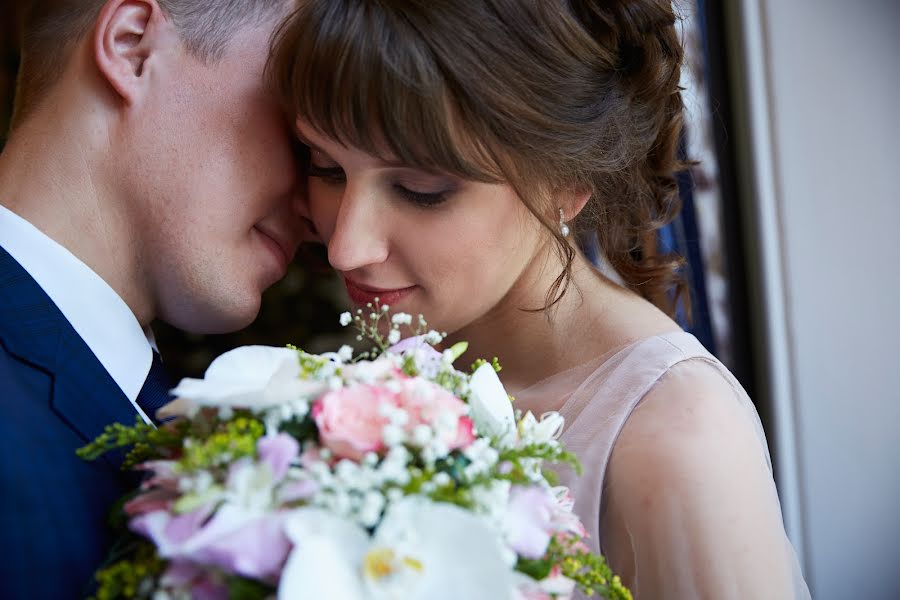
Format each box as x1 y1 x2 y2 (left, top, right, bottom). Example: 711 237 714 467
343 277 417 307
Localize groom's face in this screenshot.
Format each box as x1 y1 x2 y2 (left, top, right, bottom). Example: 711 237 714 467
124 15 304 333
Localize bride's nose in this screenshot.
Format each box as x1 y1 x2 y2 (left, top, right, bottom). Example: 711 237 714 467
327 186 390 273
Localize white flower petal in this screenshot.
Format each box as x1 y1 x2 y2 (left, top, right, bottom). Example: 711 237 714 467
468 364 516 443
371 497 514 600
280 509 369 600
169 346 321 411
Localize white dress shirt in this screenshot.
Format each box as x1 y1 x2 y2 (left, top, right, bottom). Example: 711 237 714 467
0 205 153 424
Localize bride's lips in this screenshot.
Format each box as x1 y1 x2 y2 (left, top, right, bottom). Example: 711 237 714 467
343 277 417 307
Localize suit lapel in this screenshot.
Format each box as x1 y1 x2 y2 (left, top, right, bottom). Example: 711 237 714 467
0 246 140 446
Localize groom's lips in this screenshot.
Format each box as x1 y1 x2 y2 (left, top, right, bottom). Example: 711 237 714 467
254 226 296 274
343 277 417 307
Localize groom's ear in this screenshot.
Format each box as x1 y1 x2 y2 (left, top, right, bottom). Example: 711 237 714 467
93 0 174 104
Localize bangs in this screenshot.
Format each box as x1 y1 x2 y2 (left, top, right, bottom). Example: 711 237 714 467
268 2 505 182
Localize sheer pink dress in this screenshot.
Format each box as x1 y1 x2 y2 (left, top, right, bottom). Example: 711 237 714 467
514 331 811 599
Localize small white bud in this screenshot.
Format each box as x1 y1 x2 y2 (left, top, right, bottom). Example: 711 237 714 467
433 472 452 487
391 313 413 326
382 424 406 447
412 424 433 446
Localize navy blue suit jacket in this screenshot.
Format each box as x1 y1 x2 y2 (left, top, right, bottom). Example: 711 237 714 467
0 246 141 599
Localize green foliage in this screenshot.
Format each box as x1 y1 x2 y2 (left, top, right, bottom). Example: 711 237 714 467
400 353 419 377
226 575 275 600
471 356 503 373
178 416 265 471
89 542 164 600
516 555 554 581
279 414 319 444
548 536 632 600
432 368 469 397
77 417 188 466
514 535 632 599
499 443 583 479
295 348 332 378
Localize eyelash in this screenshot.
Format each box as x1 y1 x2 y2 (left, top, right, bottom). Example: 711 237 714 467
307 164 451 209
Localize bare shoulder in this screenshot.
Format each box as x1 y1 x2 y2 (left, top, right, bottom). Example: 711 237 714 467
598 360 802 597
606 357 773 510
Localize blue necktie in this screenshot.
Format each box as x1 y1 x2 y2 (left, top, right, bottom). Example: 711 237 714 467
136 351 172 425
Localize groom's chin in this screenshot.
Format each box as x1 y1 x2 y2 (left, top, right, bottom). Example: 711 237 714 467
160 293 263 336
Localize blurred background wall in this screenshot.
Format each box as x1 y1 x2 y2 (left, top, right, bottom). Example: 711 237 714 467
725 1 900 598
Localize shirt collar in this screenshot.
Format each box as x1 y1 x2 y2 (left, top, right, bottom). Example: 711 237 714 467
0 205 154 408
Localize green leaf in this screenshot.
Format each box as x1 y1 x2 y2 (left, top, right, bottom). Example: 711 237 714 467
516 556 554 580
226 575 275 600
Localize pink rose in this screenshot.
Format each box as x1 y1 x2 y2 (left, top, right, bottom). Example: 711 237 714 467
312 384 397 461
396 379 475 449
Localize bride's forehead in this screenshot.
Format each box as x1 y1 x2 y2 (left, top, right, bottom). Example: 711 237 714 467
294 121 399 164
290 95 511 186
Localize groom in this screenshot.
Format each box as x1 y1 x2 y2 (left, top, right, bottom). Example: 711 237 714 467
0 1 304 597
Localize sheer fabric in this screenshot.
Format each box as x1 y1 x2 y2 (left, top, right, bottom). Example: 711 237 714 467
514 332 810 599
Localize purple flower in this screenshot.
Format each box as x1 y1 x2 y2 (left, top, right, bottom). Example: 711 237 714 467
388 335 444 377
131 504 292 582
258 433 299 481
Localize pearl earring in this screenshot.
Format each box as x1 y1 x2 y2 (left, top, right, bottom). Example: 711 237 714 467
558 208 570 238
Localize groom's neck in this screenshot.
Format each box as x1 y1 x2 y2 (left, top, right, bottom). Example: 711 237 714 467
0 104 154 327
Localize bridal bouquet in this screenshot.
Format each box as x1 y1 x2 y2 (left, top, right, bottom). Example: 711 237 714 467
79 306 630 600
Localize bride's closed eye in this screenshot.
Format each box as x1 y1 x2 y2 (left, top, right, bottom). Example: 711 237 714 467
306 149 456 209
391 184 452 208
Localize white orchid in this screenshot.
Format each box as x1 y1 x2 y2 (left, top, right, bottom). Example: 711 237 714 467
517 411 565 446
468 363 516 446
279 497 515 600
164 346 323 416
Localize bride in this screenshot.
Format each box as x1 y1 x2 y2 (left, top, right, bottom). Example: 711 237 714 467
269 1 810 597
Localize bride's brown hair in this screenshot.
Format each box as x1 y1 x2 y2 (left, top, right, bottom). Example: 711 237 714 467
269 0 689 316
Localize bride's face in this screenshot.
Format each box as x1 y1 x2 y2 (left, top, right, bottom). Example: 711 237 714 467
298 122 550 336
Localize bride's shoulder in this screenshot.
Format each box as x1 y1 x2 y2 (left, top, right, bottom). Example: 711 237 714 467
605 355 772 502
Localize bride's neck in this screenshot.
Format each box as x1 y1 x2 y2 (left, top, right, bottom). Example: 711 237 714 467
449 250 636 394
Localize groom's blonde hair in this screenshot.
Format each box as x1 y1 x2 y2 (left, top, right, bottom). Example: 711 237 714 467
12 0 285 127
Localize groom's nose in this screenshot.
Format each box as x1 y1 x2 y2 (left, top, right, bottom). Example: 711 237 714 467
327 186 389 273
